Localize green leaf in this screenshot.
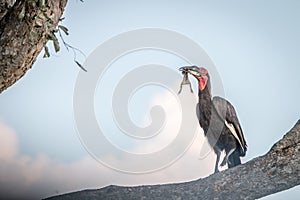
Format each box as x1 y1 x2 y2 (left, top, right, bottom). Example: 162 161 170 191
58 25 69 35
43 46 50 58
52 38 60 52
18 5 26 19
48 32 60 52
75 60 87 72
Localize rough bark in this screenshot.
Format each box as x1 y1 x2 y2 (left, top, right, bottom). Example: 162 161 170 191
0 0 68 93
46 120 300 200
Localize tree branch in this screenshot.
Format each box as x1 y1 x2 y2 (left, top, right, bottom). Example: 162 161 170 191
46 120 300 200
0 0 68 93
0 0 16 21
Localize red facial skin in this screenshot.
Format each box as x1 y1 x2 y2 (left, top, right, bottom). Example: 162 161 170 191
196 67 208 91
197 75 208 91
199 67 208 76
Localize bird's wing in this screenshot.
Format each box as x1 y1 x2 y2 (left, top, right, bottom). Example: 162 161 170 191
212 96 247 154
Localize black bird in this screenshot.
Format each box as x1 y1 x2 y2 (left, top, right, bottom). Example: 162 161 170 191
180 66 247 173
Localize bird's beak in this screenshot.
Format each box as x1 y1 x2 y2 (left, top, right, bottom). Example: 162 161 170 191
179 66 200 76
179 66 189 72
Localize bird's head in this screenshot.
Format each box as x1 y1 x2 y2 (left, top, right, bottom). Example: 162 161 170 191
179 66 209 91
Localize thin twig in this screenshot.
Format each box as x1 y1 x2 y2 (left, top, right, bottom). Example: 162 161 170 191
58 28 87 72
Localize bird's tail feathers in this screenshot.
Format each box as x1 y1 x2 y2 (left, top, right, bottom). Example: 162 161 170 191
238 144 247 157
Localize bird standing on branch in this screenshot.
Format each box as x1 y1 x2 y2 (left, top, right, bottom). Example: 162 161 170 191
179 66 247 173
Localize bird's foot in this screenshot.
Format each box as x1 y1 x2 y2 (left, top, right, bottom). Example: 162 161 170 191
220 159 226 167
220 158 231 167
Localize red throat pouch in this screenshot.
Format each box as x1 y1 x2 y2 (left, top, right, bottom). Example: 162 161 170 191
198 76 208 91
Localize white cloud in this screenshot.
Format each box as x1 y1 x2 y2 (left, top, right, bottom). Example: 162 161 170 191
0 120 107 199
0 121 18 161
0 113 218 200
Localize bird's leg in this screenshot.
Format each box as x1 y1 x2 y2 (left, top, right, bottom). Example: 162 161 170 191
220 147 236 167
188 82 193 93
178 83 183 94
214 150 221 173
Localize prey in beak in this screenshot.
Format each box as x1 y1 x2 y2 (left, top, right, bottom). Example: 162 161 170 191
178 67 194 94
179 66 209 91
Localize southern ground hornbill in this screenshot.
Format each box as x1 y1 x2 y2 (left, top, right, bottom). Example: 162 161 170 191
179 66 247 173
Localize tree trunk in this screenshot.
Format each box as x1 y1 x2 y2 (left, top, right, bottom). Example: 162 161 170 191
0 0 68 93
46 120 300 200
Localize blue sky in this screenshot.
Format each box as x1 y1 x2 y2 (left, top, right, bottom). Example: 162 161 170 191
0 0 299 199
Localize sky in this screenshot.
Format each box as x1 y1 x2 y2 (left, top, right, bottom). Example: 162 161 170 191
0 0 299 199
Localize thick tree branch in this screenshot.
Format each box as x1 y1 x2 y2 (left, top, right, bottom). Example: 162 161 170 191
0 0 16 20
46 120 300 200
0 0 68 93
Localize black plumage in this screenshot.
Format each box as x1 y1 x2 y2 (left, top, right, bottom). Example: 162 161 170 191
180 66 247 173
